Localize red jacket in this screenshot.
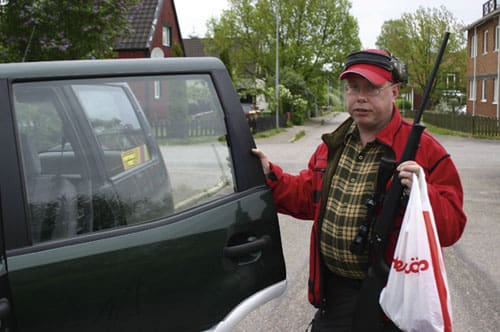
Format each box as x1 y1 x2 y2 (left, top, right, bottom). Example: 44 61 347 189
265 110 466 307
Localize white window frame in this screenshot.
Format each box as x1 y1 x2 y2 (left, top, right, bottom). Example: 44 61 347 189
446 73 456 89
162 26 171 47
495 25 500 51
469 80 476 100
483 30 489 54
471 34 477 58
494 78 499 104
154 80 161 99
481 80 488 102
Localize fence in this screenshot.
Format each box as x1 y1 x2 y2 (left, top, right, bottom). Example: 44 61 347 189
150 113 287 138
151 111 499 139
402 110 500 137
151 116 222 139
251 114 287 133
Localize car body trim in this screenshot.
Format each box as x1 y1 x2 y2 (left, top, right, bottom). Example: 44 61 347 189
204 279 287 332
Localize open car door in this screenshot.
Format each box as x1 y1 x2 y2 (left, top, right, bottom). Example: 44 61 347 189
0 190 13 332
0 58 286 331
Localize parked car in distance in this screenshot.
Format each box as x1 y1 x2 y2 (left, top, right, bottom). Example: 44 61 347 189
456 105 467 114
241 103 261 132
241 103 261 119
241 102 253 115
0 57 286 332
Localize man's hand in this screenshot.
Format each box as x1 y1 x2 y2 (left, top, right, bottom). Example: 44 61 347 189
251 148 271 175
397 161 422 189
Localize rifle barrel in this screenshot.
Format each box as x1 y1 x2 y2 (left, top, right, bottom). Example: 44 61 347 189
414 31 450 124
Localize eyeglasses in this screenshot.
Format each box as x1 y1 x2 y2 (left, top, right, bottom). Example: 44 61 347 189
344 83 396 97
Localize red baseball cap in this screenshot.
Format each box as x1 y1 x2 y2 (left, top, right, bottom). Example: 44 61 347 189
340 49 394 86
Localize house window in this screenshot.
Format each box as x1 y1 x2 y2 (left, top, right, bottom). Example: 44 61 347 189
469 80 476 100
154 80 161 99
494 78 499 104
471 34 477 58
446 74 456 89
481 80 488 102
496 25 500 51
484 0 497 16
162 26 171 47
483 30 489 54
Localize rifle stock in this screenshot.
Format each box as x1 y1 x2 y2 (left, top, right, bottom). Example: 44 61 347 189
351 32 450 331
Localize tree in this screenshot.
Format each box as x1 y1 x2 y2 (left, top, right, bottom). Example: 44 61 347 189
0 0 139 62
376 6 467 108
171 42 185 57
205 0 360 121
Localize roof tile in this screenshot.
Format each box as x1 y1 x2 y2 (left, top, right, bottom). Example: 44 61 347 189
116 0 161 50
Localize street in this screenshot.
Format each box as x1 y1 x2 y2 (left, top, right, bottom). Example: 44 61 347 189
234 112 500 331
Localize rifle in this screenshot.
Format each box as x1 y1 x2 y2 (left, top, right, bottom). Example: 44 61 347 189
351 32 450 331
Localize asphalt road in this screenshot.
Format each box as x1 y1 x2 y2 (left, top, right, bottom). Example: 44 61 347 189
234 112 500 332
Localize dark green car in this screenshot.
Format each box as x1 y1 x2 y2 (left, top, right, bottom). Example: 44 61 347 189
0 58 286 331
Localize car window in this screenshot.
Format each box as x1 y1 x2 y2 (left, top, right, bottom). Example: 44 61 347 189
12 75 235 245
73 84 152 177
13 86 82 243
140 76 235 210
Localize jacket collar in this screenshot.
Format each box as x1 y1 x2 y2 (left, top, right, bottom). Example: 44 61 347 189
375 105 417 164
375 105 405 149
321 116 354 149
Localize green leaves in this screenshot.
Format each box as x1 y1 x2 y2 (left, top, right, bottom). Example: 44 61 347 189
0 0 140 62
206 0 361 116
376 6 467 106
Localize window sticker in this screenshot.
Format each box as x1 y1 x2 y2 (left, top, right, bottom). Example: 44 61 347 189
121 144 150 170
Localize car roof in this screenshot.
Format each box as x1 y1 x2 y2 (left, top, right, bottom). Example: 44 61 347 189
0 57 226 81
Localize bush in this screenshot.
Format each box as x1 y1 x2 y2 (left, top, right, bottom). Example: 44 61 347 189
396 98 412 110
290 97 308 125
291 111 305 125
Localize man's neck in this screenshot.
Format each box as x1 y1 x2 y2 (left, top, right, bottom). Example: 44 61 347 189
358 130 377 147
357 110 394 147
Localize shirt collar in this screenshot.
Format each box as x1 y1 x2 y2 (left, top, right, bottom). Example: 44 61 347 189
344 122 359 144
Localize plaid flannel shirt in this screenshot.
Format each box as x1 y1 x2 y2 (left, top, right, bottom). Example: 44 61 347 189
320 126 392 279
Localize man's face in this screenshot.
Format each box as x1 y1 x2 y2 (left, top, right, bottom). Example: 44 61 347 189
344 75 399 133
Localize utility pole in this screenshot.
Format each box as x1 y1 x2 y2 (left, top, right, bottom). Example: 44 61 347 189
275 2 279 129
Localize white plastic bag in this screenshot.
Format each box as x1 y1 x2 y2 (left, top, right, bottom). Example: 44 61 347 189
379 170 452 332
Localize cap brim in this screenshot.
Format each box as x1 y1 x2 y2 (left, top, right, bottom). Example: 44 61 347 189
339 63 393 86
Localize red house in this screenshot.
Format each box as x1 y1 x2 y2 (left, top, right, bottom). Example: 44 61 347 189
115 0 186 121
116 0 185 59
465 0 500 119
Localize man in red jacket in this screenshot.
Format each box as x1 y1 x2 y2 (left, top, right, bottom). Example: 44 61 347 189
252 49 466 331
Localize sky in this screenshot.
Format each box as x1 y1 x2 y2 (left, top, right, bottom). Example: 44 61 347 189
175 0 481 48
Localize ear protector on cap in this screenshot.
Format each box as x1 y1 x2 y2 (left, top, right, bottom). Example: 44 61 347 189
344 50 408 84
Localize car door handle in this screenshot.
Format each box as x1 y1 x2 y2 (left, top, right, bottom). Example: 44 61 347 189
223 235 272 259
